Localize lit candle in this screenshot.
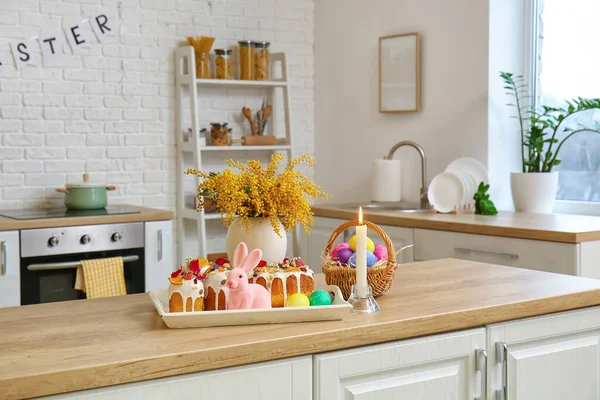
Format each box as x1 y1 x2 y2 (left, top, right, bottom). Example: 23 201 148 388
355 207 368 295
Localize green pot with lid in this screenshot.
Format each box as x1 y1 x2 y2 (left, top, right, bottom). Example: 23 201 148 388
55 173 117 210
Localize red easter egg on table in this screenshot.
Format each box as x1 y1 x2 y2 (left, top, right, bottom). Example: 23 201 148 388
336 248 354 265
332 242 350 259
373 244 388 261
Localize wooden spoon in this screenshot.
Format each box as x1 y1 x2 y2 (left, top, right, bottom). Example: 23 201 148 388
242 107 256 136
261 104 272 134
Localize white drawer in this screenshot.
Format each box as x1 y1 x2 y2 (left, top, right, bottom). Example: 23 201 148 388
45 356 312 400
414 229 578 275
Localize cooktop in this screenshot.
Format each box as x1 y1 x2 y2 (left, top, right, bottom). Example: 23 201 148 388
0 207 141 220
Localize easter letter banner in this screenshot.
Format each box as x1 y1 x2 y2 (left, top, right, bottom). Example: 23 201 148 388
5 13 116 68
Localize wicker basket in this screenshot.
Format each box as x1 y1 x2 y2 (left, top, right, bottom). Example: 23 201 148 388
322 219 398 299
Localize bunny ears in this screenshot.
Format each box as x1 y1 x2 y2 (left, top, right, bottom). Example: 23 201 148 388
232 242 263 273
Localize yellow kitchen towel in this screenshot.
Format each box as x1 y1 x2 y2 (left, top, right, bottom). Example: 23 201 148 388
74 257 127 299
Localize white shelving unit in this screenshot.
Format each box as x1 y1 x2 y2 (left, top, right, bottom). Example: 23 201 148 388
174 46 296 263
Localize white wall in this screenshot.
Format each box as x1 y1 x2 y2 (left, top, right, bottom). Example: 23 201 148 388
488 0 529 210
0 0 314 259
314 0 489 205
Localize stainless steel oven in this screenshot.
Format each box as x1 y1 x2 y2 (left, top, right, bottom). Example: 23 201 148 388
20 222 146 305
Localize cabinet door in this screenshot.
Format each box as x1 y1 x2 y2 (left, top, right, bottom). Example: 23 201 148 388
45 356 311 400
306 217 349 273
0 230 20 307
314 328 485 400
381 224 414 263
144 220 173 292
488 306 600 399
414 229 578 275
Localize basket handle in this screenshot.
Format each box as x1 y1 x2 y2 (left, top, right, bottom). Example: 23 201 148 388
324 219 397 264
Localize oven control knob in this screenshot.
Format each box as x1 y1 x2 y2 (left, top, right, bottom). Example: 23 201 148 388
48 237 59 247
111 233 122 242
80 235 91 245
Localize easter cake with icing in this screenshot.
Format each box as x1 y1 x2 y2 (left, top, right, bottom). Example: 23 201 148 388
250 257 314 308
168 258 208 312
202 258 233 311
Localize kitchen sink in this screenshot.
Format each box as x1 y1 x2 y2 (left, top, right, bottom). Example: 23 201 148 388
336 202 428 213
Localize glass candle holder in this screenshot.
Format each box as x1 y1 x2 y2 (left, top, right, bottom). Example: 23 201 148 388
347 284 380 314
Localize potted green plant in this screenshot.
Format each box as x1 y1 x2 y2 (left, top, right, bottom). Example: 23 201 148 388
501 72 600 213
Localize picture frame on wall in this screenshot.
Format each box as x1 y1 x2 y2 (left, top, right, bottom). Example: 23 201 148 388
379 32 420 113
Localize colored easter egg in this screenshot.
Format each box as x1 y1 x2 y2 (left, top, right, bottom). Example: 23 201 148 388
373 244 388 261
348 235 375 252
331 242 350 259
349 251 378 268
309 290 332 306
336 248 354 265
348 253 356 268
366 250 377 267
285 293 310 307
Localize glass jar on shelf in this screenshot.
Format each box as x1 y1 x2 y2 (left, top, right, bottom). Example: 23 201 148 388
196 52 211 79
253 41 270 80
214 49 232 80
209 122 232 146
238 40 254 80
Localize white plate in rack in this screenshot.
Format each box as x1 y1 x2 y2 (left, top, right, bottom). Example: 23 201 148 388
461 172 478 205
428 172 464 213
149 285 352 329
445 157 488 186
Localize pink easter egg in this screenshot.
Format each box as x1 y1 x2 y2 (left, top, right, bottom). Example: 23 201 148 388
331 242 350 259
336 248 354 265
373 244 388 261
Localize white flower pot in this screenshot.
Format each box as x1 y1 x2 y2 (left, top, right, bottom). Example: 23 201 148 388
225 218 287 263
510 172 559 213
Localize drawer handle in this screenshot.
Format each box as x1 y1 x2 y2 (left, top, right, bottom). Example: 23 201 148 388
157 229 163 261
0 241 6 276
454 247 519 261
27 255 140 271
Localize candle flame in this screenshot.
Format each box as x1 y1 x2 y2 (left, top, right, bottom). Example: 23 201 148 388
359 207 363 224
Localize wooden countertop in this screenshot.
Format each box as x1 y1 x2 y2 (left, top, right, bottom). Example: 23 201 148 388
312 204 600 243
0 205 173 231
4 259 600 399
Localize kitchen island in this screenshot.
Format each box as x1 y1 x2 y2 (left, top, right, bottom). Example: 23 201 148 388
3 258 600 399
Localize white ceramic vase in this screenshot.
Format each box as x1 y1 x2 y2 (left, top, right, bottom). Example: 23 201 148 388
510 172 559 213
225 218 287 263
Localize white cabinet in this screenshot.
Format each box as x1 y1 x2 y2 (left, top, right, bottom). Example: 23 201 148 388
306 217 413 273
314 329 485 400
414 229 578 275
382 224 414 263
47 356 312 400
144 220 173 292
0 230 20 307
488 306 600 399
305 217 344 273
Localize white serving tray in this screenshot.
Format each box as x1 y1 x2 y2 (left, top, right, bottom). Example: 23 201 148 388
149 285 352 329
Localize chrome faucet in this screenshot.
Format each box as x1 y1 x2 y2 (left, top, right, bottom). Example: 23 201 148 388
387 141 429 209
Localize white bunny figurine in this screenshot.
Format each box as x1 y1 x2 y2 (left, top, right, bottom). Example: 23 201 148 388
226 242 272 309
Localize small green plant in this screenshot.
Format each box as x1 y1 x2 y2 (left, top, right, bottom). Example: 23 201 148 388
473 182 498 215
500 72 600 173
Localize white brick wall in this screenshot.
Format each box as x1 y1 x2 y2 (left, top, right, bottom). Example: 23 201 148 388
0 0 315 259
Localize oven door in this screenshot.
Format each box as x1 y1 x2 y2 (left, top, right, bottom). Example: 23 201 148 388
20 248 145 305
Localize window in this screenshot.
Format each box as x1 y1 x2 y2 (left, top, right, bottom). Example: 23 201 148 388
533 0 600 203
